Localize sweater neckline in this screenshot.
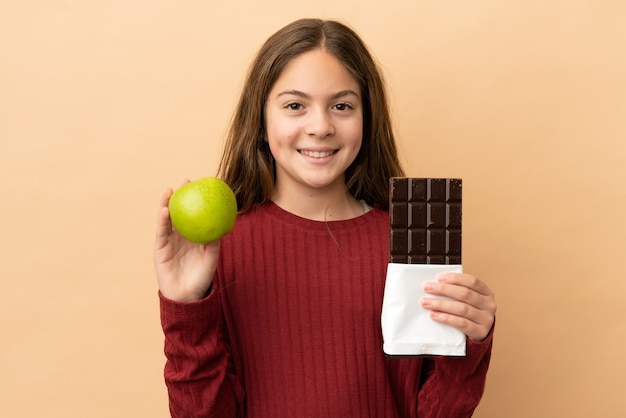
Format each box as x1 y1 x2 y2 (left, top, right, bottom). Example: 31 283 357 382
259 201 383 231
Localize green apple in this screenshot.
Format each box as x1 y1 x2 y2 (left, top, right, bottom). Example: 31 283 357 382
168 177 237 243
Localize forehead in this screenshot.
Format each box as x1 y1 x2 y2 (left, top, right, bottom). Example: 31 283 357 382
270 49 360 95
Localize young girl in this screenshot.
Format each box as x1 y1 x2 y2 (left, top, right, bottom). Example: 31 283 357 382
154 18 496 418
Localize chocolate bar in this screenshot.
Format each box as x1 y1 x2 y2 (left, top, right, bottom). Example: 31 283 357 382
389 178 462 264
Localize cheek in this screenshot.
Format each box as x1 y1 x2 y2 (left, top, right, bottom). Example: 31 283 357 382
266 117 299 147
350 113 363 142
264 112 280 146
265 124 294 161
349 123 364 149
348 126 364 162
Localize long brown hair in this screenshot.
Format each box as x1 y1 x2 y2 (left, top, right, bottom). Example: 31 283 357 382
217 18 404 213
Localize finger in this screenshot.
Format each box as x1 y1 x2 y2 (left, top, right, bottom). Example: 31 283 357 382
156 205 171 233
158 187 173 212
156 188 173 228
166 179 190 199
155 188 173 249
421 296 486 325
437 273 493 297
423 280 487 311
428 308 493 342
422 274 496 341
422 294 494 342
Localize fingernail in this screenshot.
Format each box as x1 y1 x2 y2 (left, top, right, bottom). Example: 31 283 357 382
437 273 450 282
421 297 431 307
423 282 434 291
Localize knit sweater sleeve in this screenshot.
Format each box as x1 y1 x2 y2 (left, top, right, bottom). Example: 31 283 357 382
417 325 494 418
159 289 244 418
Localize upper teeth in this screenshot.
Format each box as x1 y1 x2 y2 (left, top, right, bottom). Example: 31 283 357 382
300 150 334 158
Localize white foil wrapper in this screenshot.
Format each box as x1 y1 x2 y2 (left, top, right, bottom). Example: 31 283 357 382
381 263 466 356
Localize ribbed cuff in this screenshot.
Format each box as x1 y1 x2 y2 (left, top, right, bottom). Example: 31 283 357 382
159 288 221 322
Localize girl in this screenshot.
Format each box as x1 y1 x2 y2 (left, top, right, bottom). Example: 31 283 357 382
154 18 496 418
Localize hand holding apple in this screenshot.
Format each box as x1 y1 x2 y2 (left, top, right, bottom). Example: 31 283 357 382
153 177 237 302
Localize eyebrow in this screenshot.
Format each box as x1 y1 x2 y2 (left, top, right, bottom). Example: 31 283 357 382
276 89 360 100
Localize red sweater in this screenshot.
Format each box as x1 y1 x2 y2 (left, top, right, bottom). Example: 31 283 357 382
160 202 493 417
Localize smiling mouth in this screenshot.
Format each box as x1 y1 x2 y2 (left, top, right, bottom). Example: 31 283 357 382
298 149 338 158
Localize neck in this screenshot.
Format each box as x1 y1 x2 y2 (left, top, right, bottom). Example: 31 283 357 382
272 181 364 221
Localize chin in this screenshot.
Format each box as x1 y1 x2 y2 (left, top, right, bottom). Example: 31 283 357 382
304 177 344 190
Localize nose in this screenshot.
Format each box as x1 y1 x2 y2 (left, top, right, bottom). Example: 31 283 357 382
304 108 335 138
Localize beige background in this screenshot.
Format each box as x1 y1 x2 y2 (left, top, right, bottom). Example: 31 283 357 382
1 1 625 417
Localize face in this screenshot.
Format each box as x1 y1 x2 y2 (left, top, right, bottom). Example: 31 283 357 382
264 49 363 196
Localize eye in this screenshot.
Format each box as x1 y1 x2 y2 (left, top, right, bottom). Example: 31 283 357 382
286 102 303 111
333 102 353 111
